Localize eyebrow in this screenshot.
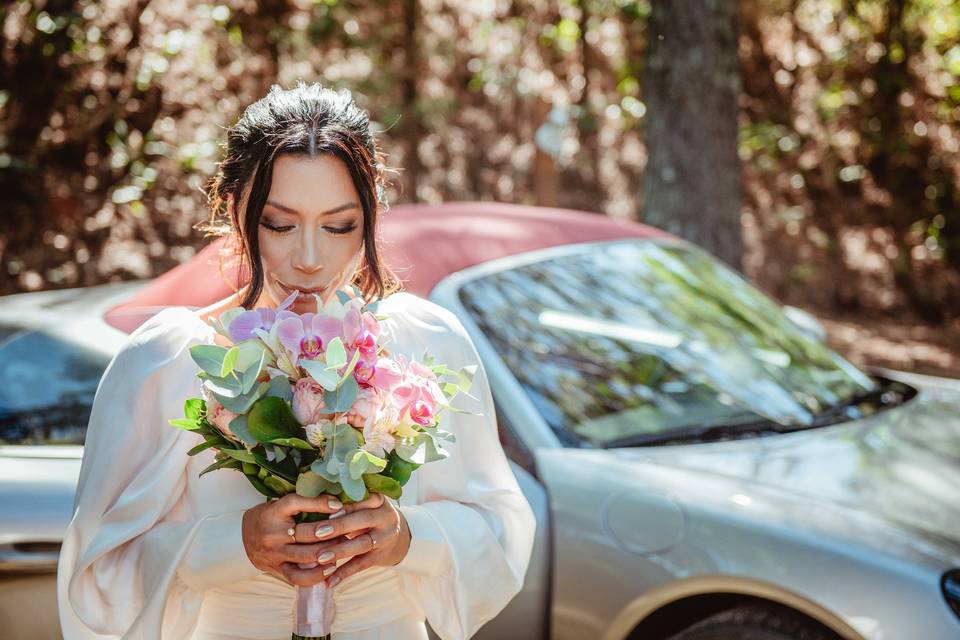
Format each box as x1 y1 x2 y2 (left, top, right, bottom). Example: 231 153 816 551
265 200 359 217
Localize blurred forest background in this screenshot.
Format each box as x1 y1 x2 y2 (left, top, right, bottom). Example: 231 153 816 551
1 0 958 376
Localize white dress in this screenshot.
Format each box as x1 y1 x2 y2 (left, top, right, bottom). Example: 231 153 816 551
56 291 537 640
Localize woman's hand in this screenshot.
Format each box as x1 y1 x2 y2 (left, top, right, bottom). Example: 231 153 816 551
289 491 412 587
241 493 347 587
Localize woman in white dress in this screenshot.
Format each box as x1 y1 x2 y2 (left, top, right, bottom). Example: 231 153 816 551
56 82 537 640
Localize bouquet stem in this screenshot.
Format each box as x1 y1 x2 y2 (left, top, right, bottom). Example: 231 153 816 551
292 580 334 640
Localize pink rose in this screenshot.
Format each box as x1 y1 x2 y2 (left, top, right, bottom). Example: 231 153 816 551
206 397 240 441
348 386 384 427
292 377 327 425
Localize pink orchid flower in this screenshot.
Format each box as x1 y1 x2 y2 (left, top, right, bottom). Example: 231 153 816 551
227 288 300 342
276 313 343 367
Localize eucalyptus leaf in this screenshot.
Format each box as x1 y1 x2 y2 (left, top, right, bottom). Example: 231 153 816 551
221 346 240 377
234 339 270 372
340 470 367 502
300 358 339 390
190 344 230 377
348 449 387 480
325 337 347 368
323 375 358 412
227 414 258 446
201 374 244 399
265 374 293 401
338 346 362 386
296 470 333 497
213 380 269 413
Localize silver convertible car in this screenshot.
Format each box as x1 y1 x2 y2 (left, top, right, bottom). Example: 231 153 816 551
1 202 959 640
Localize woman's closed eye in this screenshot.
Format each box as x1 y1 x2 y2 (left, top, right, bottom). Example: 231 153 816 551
260 221 357 235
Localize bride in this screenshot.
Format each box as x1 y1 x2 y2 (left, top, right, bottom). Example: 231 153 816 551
56 82 537 640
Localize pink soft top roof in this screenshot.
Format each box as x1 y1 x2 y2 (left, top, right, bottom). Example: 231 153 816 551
106 201 668 332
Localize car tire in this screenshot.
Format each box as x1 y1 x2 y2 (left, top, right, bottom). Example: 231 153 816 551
667 604 834 640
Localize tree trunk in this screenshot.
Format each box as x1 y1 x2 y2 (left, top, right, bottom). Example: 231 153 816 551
641 0 743 270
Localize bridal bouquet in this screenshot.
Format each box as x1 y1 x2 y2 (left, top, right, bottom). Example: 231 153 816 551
168 288 477 640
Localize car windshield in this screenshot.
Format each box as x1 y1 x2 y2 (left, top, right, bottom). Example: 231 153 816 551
457 239 879 447
0 325 109 445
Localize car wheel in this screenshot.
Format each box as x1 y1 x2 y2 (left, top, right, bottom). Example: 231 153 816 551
667 605 834 640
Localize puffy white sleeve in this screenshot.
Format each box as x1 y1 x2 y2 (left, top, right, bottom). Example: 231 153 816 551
391 308 537 640
56 313 263 640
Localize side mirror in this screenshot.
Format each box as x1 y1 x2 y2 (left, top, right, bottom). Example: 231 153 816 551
783 305 827 342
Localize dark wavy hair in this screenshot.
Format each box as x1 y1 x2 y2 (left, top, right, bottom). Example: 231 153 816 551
198 81 402 309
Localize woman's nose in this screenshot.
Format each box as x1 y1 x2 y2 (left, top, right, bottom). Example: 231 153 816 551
292 229 324 273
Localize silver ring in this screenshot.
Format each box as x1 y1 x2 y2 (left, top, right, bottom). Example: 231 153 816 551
369 531 378 548
287 526 296 542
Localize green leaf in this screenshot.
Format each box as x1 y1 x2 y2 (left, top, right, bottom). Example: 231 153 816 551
234 339 269 372
187 440 220 456
190 344 230 377
363 473 403 499
220 447 257 463
238 350 267 394
252 446 298 483
296 470 333 497
300 358 340 390
221 345 240 377
340 470 367 502
268 437 314 450
241 461 259 475
169 418 201 431
264 473 296 496
244 474 277 498
247 396 302 444
199 456 240 477
228 414 258 446
184 398 205 420
201 374 244 399
325 337 347 368
323 374 358 412
213 380 269 413
458 365 477 393
338 345 362 385
348 449 387 479
382 451 420 486
265 374 293 401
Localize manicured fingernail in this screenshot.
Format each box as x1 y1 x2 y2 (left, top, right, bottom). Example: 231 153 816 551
329 509 346 519
322 565 337 577
315 525 334 537
327 576 340 587
329 499 343 509
317 551 335 563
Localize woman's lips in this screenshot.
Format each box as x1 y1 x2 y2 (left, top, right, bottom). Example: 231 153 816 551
277 281 326 298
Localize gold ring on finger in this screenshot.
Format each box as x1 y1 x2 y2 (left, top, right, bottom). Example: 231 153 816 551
369 531 378 548
287 526 296 542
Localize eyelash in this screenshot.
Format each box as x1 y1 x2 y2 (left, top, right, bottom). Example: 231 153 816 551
260 222 357 236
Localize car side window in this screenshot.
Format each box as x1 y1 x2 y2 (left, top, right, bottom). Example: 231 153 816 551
0 325 108 445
